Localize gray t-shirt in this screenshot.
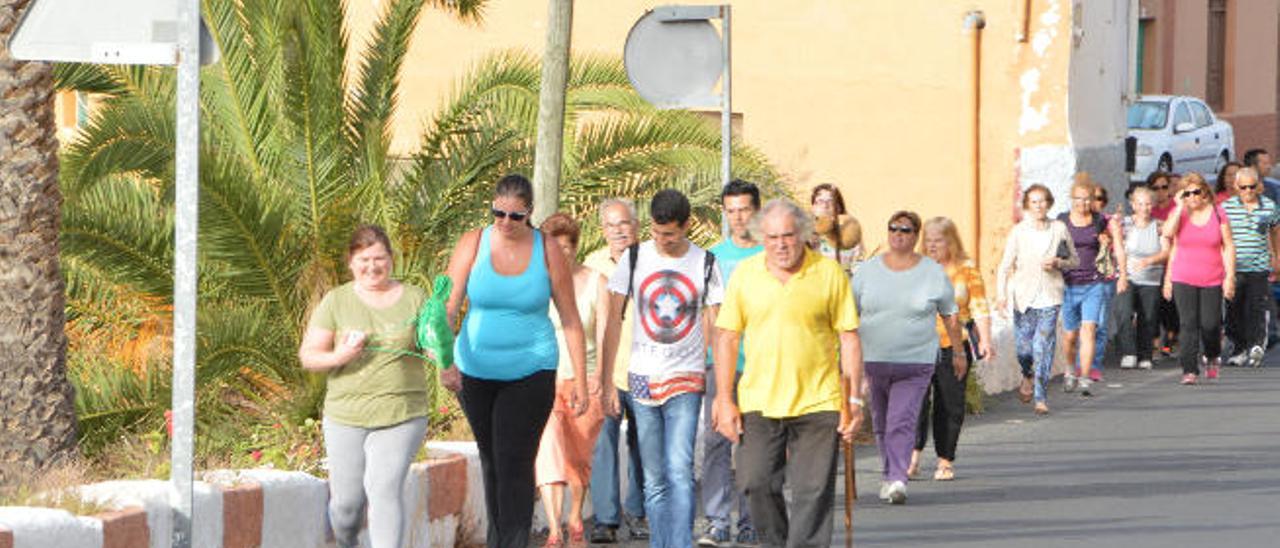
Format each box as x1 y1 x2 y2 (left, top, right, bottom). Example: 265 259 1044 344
852 255 958 365
1123 216 1164 286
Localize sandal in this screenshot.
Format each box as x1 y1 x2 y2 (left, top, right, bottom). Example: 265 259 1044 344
1018 377 1033 404
933 464 955 481
567 522 586 547
544 534 563 548
1033 402 1050 415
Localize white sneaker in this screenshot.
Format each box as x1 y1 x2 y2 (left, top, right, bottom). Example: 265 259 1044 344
1079 377 1093 397
1120 355 1137 369
887 481 908 505
1138 360 1153 370
1063 373 1078 393
879 482 891 501
1248 345 1265 368
1226 353 1248 367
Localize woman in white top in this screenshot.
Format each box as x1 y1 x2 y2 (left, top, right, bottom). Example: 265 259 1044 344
996 184 1080 415
534 213 609 547
1115 186 1170 370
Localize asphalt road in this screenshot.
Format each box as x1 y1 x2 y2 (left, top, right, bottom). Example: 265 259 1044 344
594 356 1280 547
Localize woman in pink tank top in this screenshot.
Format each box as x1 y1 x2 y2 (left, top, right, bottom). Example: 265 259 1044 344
1162 173 1236 385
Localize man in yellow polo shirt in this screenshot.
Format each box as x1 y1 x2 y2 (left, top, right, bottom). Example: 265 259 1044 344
712 198 865 547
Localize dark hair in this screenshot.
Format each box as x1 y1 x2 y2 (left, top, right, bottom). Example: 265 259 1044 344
494 173 534 210
888 210 922 232
1022 184 1055 209
347 224 393 262
1145 170 1171 188
650 189 691 225
1243 148 1269 168
810 183 847 215
1214 161 1243 193
721 179 761 209
1093 185 1108 206
540 212 581 247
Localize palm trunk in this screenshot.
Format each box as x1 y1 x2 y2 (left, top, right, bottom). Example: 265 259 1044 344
0 0 79 484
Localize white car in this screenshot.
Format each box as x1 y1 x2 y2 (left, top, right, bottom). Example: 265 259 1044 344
1127 95 1234 182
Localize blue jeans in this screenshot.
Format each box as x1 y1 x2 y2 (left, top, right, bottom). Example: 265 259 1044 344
590 388 646 526
1015 306 1060 403
631 392 701 548
1092 280 1116 372
700 368 751 531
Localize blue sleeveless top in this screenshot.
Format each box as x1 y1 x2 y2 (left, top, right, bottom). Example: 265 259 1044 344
455 227 559 380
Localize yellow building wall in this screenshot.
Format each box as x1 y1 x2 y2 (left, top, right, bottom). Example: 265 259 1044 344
346 0 1078 271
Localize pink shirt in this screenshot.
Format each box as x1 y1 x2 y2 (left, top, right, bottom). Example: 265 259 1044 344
1152 201 1175 221
1170 205 1227 287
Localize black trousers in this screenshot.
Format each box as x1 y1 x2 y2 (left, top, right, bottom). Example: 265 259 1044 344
737 411 839 548
1172 283 1224 374
459 370 556 548
1225 272 1271 354
1160 294 1180 343
913 345 969 461
1116 284 1162 362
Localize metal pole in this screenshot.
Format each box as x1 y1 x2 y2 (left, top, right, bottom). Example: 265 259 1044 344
532 0 573 225
720 4 731 191
171 0 201 546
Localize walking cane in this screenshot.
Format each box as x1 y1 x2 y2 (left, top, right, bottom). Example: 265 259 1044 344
840 375 857 546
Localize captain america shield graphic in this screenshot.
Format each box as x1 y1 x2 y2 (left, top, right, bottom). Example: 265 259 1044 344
637 269 699 344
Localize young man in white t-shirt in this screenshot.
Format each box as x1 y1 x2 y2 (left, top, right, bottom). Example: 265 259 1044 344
602 189 724 548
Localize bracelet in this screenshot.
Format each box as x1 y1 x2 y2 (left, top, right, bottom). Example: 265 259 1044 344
848 396 865 407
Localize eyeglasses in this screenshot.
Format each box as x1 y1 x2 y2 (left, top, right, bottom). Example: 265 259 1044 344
491 207 529 222
1238 184 1259 190
888 224 916 234
1182 189 1203 197
1151 184 1169 190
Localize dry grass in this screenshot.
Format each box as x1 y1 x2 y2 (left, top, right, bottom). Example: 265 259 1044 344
0 460 110 516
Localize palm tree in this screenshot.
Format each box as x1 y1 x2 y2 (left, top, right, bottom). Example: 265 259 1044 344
0 0 80 485
54 0 783 456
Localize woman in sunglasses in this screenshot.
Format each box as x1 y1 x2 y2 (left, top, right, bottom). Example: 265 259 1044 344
1162 172 1236 385
852 211 966 504
996 184 1079 415
442 174 590 547
1221 168 1278 368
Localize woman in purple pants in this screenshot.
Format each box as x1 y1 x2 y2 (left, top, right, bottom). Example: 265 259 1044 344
851 210 966 505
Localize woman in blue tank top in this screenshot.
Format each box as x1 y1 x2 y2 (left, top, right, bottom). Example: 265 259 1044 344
441 174 589 548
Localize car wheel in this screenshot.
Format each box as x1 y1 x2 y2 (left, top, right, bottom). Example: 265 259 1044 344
1213 151 1229 176
1158 154 1173 173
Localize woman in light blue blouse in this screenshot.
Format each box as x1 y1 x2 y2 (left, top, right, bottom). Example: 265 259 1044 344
852 211 965 506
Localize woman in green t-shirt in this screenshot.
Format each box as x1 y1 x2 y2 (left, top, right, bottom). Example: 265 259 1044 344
299 225 429 548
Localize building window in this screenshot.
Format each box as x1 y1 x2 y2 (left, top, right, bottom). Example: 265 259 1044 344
1206 0 1227 111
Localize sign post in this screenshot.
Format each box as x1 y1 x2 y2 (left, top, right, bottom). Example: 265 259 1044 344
9 2 218 546
624 4 733 191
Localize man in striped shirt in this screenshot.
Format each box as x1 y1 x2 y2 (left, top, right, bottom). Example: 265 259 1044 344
1221 168 1280 367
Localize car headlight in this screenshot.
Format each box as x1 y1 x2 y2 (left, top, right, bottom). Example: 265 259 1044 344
1136 144 1153 156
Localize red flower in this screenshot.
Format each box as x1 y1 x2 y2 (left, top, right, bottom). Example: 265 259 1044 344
250 450 263 462
437 405 449 415
164 409 174 437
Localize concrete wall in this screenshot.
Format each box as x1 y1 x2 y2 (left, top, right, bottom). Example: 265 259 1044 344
0 448 476 548
1068 0 1131 196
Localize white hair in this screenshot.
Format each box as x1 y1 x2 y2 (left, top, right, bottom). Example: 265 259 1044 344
598 197 637 223
750 199 815 242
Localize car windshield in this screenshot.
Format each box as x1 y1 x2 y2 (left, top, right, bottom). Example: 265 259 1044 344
1127 101 1169 129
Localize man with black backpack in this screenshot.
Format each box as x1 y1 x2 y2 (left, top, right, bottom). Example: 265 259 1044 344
600 189 724 548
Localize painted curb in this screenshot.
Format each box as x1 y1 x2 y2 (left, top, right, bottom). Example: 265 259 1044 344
96 507 148 548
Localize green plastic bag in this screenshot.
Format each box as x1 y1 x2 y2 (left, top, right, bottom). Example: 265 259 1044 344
417 275 455 368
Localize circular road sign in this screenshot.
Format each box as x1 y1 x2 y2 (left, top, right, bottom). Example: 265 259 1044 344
624 10 723 108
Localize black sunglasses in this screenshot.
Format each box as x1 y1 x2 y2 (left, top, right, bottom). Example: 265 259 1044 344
1239 184 1259 190
491 207 529 222
1182 189 1203 197
1151 184 1169 190
888 224 916 234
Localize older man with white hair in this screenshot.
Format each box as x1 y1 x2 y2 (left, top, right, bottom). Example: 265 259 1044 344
1221 168 1280 367
712 198 864 547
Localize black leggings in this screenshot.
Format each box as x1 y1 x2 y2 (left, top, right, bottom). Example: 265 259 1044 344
1172 283 1224 374
1116 285 1162 362
914 345 970 461
459 370 556 548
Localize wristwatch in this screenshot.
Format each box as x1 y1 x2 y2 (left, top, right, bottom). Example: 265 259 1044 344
848 396 865 407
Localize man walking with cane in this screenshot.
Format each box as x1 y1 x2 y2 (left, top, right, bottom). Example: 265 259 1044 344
713 199 865 547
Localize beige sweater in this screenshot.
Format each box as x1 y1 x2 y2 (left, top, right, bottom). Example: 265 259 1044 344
996 219 1080 312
